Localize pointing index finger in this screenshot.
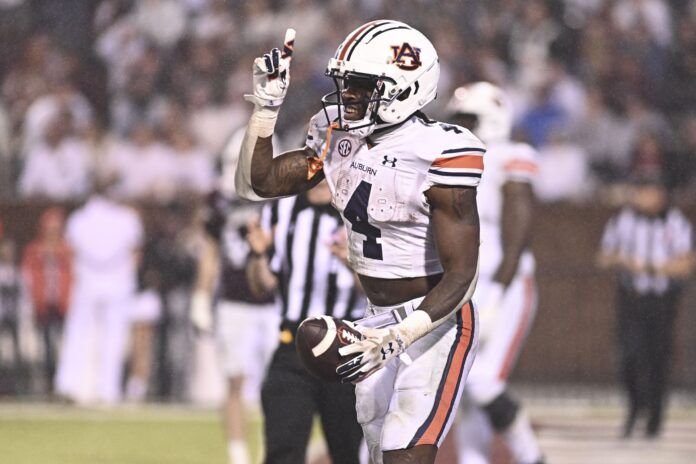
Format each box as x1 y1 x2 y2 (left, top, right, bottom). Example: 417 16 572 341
282 28 296 59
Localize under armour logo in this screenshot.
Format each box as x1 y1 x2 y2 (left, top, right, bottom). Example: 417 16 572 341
382 155 397 167
380 342 395 360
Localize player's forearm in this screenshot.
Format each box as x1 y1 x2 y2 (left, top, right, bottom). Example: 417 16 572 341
494 183 534 286
246 255 277 297
416 267 478 322
194 237 220 293
654 253 696 279
250 139 323 197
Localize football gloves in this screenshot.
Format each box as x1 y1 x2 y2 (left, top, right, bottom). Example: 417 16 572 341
244 28 295 108
336 325 407 383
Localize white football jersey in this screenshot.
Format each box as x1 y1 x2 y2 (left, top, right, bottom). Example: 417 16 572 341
306 108 485 279
476 140 538 278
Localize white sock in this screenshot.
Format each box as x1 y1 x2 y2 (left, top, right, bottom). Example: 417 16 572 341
504 410 543 464
125 377 147 402
227 440 250 464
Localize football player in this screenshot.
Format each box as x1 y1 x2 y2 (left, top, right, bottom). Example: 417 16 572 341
191 131 279 464
447 83 544 464
234 22 482 464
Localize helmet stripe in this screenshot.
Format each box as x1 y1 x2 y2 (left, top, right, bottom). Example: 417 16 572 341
344 21 395 61
338 20 391 60
364 25 410 45
338 21 380 60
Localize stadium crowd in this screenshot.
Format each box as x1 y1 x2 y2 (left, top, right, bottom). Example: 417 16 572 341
0 0 695 402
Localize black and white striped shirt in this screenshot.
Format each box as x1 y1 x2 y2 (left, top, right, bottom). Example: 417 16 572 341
263 194 365 327
601 207 693 294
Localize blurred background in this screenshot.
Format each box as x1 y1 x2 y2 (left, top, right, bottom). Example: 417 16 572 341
0 0 695 463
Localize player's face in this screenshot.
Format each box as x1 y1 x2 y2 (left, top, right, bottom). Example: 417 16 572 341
341 77 376 120
632 184 668 215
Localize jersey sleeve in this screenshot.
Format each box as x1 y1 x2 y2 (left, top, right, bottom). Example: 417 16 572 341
502 143 539 183
424 126 486 188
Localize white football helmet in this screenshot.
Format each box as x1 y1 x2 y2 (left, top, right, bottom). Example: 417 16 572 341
446 82 513 143
322 20 440 137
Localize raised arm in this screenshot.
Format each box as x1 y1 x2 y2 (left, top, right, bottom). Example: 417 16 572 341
247 136 324 198
234 29 325 200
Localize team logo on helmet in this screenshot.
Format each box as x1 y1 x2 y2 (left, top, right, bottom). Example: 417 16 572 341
338 139 353 157
390 43 422 70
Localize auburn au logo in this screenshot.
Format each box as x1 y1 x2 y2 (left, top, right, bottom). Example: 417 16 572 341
390 42 422 70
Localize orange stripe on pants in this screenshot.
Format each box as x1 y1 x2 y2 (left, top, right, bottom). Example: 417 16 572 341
416 304 474 446
498 276 535 380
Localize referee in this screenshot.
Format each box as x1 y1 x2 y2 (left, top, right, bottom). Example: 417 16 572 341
598 172 695 438
246 180 364 464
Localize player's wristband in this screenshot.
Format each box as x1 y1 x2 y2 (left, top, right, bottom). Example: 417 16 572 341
250 105 280 138
394 310 433 347
234 106 280 201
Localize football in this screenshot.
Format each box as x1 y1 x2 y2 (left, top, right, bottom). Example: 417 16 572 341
296 316 363 382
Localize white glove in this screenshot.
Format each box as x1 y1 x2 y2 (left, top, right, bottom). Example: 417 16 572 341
336 325 406 383
190 289 213 333
336 310 433 383
244 28 295 108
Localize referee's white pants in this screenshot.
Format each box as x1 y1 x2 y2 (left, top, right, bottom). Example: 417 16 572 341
55 285 133 405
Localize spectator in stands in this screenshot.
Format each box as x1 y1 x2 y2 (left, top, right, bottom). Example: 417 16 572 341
18 109 92 200
22 77 93 153
55 177 143 405
186 76 249 157
597 172 695 438
109 120 177 203
509 0 560 92
2 33 53 149
159 101 214 198
21 207 72 394
517 84 568 148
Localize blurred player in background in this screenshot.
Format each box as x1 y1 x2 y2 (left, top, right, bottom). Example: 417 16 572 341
190 133 278 464
235 22 481 463
55 177 143 405
447 83 544 464
246 179 364 464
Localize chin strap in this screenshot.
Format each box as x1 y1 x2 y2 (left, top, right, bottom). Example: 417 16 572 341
307 122 338 180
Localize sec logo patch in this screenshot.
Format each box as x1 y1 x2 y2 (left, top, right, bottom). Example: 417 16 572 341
338 139 352 157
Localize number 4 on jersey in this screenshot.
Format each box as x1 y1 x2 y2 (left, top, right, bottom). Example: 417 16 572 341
343 181 383 260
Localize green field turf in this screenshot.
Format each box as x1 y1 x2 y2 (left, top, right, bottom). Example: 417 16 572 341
0 403 262 464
